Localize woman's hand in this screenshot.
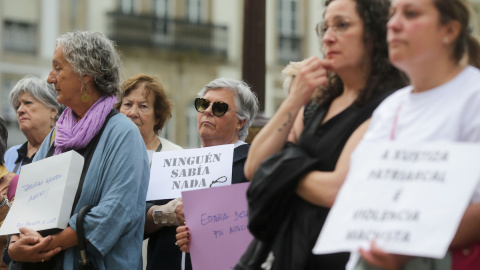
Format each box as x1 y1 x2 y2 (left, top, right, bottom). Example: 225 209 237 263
288 56 331 106
9 228 62 262
175 226 190 253
359 241 411 270
175 202 185 226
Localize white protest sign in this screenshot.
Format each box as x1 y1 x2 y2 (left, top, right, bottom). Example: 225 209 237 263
0 150 84 235
146 144 234 200
313 142 480 259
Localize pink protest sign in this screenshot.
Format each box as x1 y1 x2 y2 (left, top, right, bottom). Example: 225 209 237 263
182 182 252 270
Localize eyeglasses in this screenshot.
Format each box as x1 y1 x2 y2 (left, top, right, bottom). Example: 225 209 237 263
316 18 352 37
194 98 235 117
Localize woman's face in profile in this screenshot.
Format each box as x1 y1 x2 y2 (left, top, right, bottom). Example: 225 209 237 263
47 46 83 109
387 0 448 71
321 0 368 73
119 85 158 139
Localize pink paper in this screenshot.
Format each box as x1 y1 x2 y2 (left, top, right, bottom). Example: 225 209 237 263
182 182 252 270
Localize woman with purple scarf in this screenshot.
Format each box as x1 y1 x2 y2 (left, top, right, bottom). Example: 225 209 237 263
5 31 149 270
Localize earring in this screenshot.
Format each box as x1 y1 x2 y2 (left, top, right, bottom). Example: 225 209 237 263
443 37 450 44
50 116 55 128
81 84 90 102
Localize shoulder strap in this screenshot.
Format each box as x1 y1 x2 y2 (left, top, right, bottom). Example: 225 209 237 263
77 204 94 266
70 109 119 215
13 162 21 175
50 127 56 147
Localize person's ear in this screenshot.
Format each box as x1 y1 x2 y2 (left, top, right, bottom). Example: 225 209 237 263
443 20 461 46
82 75 93 86
237 118 246 131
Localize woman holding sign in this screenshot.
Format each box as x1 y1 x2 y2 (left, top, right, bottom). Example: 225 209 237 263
173 78 259 270
355 0 480 269
116 74 184 270
6 31 149 269
238 0 407 269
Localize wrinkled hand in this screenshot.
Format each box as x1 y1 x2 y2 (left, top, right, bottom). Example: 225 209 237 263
288 56 331 105
9 228 61 262
19 227 42 239
175 226 190 253
359 241 411 270
175 202 185 226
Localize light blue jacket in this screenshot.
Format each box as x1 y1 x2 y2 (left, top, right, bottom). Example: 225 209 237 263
30 113 149 270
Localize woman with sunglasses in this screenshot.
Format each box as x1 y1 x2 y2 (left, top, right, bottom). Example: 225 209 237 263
238 0 407 269
157 78 258 270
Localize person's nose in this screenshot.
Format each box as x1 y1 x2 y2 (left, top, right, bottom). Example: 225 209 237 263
203 102 214 116
322 27 337 46
17 103 25 116
128 105 139 118
387 12 402 32
47 70 56 84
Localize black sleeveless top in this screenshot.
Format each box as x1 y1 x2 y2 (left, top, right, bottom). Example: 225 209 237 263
273 91 393 270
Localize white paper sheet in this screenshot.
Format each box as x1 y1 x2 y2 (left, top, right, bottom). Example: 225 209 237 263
313 142 480 259
146 144 234 200
0 150 84 235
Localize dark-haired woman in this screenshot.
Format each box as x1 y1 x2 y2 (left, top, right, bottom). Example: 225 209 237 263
240 0 407 269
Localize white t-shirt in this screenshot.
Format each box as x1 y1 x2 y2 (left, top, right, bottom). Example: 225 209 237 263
358 65 480 203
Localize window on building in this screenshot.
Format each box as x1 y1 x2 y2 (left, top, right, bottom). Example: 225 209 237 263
154 0 170 18
278 0 302 62
186 0 202 23
3 20 37 54
119 0 134 14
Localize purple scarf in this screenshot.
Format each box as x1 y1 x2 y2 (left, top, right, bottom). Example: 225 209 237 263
54 95 117 155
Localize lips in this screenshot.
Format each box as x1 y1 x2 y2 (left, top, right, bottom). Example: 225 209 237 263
201 120 214 127
326 51 339 59
388 38 404 46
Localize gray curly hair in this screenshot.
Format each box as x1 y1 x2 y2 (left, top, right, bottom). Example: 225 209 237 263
56 31 122 96
197 78 259 141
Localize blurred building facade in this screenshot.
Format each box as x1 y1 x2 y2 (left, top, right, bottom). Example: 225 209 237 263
2 0 480 148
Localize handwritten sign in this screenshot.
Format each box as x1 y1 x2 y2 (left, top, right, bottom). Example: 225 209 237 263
313 142 480 259
0 151 84 235
146 144 234 200
182 182 252 270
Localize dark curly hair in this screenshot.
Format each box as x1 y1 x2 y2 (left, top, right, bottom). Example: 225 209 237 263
115 74 173 134
316 0 408 106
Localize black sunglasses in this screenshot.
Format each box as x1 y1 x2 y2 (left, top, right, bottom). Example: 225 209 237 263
195 98 235 117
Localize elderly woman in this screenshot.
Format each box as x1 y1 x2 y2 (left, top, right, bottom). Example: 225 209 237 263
6 31 149 269
116 74 182 269
116 74 182 155
152 78 258 270
4 76 63 174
